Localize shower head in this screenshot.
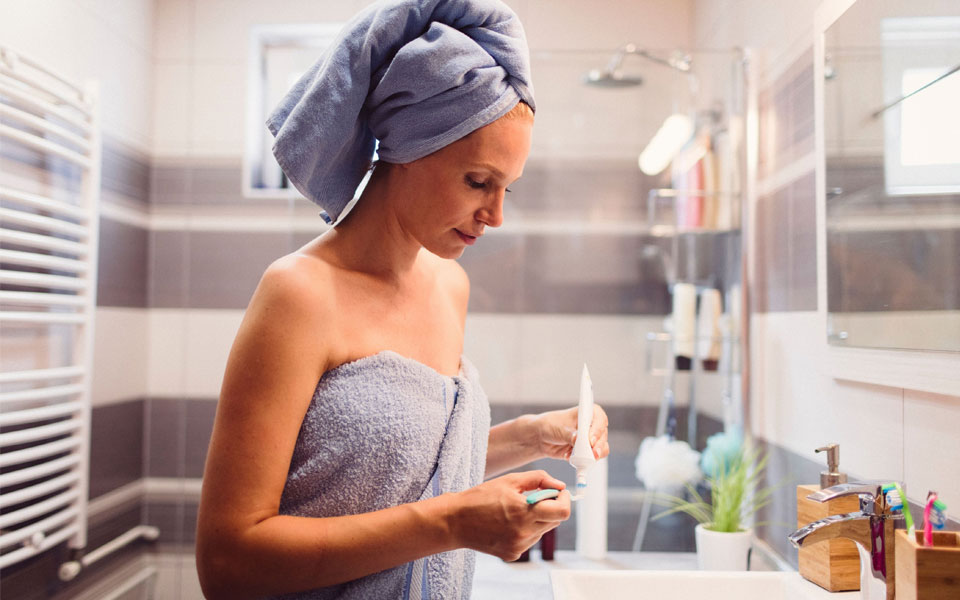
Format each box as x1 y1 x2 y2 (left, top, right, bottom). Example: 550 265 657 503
583 45 692 88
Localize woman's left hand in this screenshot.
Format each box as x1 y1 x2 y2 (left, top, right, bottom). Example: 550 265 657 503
532 404 609 462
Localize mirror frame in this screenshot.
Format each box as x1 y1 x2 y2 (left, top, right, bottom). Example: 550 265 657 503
814 0 960 396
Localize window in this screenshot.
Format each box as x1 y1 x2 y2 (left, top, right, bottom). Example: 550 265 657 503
881 17 960 195
243 24 342 199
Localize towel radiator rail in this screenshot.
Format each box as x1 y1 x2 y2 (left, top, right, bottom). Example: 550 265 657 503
0 44 100 571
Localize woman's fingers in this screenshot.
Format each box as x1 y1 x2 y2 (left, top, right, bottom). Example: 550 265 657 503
530 489 571 522
510 469 566 492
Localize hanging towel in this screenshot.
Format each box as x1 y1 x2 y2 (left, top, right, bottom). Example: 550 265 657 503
270 350 491 600
266 0 536 224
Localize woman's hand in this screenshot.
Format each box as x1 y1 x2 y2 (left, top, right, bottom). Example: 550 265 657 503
450 471 570 561
533 404 610 462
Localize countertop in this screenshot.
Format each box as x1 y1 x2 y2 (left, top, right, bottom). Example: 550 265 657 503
472 551 701 600
471 550 859 600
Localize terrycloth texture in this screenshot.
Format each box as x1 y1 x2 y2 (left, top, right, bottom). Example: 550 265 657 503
266 0 535 223
271 350 491 600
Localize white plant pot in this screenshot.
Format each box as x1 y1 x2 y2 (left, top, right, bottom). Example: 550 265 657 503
694 523 752 571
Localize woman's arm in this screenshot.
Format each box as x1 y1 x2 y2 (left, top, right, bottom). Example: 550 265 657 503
196 258 570 599
485 406 611 479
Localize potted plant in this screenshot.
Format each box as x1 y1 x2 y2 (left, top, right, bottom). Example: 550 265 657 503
652 432 774 571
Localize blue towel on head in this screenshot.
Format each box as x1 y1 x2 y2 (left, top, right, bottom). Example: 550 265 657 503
266 0 535 223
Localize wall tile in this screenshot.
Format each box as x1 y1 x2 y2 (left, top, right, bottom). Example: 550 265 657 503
758 49 815 180
101 140 151 206
184 399 218 479
185 230 289 309
89 399 145 498
146 397 186 479
904 390 960 510
97 217 149 308
754 189 790 312
788 172 817 311
149 230 189 308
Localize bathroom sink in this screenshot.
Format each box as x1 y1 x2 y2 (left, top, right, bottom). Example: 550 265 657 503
550 570 850 600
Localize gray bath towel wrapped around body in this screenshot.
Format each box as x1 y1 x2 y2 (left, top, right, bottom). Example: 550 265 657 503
271 350 491 600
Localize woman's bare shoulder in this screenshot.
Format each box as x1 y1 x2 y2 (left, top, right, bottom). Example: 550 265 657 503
240 251 338 372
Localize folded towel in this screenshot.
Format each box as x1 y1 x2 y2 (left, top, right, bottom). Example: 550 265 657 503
266 0 536 223
271 350 491 600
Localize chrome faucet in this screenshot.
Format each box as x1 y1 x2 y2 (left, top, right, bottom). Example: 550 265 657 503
788 482 902 600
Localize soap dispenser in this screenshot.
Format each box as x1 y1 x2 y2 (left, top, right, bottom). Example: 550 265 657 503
797 444 861 592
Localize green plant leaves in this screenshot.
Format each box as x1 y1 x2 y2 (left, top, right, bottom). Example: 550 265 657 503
649 442 777 533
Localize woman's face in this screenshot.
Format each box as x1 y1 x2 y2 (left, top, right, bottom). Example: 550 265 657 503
392 112 533 259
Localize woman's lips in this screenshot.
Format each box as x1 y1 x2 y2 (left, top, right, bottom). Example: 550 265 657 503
455 229 479 245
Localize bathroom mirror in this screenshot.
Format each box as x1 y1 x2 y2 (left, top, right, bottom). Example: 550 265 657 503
824 0 960 351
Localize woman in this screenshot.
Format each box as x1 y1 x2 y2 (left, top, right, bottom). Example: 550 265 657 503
196 1 609 598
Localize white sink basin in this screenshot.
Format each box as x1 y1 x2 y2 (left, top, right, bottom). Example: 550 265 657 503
550 570 854 600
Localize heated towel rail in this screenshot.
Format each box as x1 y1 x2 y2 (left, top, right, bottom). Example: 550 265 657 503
0 45 101 571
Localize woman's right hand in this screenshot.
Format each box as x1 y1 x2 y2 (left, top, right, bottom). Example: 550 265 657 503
449 470 571 561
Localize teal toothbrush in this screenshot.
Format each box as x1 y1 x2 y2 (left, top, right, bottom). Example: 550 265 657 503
882 482 915 535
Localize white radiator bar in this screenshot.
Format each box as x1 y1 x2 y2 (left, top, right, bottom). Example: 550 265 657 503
0 47 93 115
0 417 83 445
0 122 92 168
0 435 83 468
0 311 87 324
0 471 81 509
0 185 89 220
0 292 87 308
0 43 100 568
0 365 85 383
0 206 89 237
0 101 91 152
0 454 82 488
0 269 89 291
0 228 88 254
0 248 89 273
0 73 92 129
0 384 85 406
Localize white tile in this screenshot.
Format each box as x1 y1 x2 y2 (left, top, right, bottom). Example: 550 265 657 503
191 0 366 63
76 0 155 56
152 63 192 156
464 314 524 402
904 389 960 510
516 314 659 406
522 0 693 53
94 28 154 154
154 0 193 61
189 62 246 157
93 308 150 406
183 309 245 398
751 312 905 481
147 310 188 397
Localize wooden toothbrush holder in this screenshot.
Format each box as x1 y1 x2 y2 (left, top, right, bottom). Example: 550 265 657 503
895 529 960 600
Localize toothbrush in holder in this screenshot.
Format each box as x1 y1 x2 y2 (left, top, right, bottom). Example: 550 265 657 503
883 482 916 535
569 363 596 501
923 491 947 547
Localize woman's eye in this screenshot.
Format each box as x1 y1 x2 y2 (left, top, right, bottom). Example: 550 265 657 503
466 177 486 189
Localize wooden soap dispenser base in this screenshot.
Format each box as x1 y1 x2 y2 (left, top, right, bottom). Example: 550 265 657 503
797 444 862 592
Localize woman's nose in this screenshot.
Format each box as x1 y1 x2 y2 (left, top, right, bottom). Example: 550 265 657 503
476 192 504 228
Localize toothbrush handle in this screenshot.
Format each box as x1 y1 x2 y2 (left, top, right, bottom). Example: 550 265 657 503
924 494 937 546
